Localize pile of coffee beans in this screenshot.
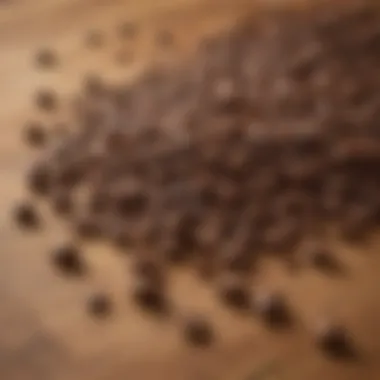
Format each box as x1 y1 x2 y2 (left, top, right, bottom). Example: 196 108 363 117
16 1 380 354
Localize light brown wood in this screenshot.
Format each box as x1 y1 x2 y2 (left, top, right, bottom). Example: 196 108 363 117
1 1 380 379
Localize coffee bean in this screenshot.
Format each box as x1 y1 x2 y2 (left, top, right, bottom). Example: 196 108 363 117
35 48 58 69
183 316 214 347
114 190 148 217
132 278 167 314
51 243 83 275
218 275 249 309
13 201 40 229
23 121 47 148
34 89 58 112
86 293 112 318
255 292 290 327
26 162 52 196
74 216 102 240
315 321 353 358
55 164 83 189
305 242 336 271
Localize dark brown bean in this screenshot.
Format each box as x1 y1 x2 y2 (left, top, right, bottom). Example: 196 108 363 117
34 89 58 112
13 201 40 229
86 293 112 318
35 48 58 69
132 277 167 314
26 162 52 196
316 322 353 358
23 121 47 148
183 316 214 347
255 292 290 327
218 275 249 310
74 216 103 240
51 243 83 275
114 190 148 217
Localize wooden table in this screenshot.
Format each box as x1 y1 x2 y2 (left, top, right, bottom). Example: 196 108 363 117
0 0 380 379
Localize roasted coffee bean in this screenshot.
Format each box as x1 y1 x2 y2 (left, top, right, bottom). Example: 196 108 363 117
114 190 148 217
13 201 40 229
74 217 103 240
218 275 250 309
86 293 112 318
26 162 52 196
34 89 58 112
304 242 337 271
23 121 47 148
132 278 168 314
35 48 58 69
55 165 82 189
51 243 83 275
316 322 353 358
183 316 214 347
255 292 290 327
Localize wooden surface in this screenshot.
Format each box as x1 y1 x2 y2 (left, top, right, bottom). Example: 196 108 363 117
1 0 380 379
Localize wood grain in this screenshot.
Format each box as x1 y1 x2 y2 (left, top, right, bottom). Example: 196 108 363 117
0 1 380 379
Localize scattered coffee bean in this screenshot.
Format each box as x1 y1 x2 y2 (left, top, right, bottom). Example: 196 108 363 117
132 277 167 314
35 48 58 69
74 216 102 240
51 243 83 275
87 293 112 318
23 121 47 148
183 316 214 347
255 292 291 327
218 275 250 309
13 201 40 229
26 162 52 196
315 321 353 358
34 88 58 112
304 242 338 272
